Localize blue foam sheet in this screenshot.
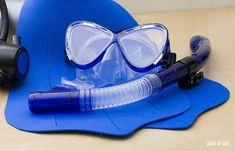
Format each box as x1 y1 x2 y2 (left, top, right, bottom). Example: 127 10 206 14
4 0 191 136
4 0 230 136
145 79 230 129
6 86 190 136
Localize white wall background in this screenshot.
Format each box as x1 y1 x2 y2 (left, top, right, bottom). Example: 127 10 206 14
116 0 235 13
6 0 235 21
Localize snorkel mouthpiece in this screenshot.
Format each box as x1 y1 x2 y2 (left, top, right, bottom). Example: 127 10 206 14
29 91 83 112
28 36 211 113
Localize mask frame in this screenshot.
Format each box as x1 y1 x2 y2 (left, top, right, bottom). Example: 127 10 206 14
65 21 171 73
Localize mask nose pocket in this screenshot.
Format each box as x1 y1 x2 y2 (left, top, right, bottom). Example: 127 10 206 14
94 43 127 86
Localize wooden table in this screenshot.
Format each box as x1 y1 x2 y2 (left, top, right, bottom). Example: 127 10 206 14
0 7 234 151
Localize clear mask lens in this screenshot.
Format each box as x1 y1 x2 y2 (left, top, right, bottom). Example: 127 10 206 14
66 23 113 65
119 28 167 68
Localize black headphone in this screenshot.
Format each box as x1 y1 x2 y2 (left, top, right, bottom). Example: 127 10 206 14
0 0 29 85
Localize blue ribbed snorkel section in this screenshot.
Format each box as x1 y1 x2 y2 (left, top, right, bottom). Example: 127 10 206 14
190 36 211 68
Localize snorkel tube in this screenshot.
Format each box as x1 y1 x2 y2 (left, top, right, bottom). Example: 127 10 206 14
29 36 211 112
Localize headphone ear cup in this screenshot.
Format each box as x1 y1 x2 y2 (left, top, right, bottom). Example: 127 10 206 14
0 1 29 85
12 47 29 82
0 44 29 84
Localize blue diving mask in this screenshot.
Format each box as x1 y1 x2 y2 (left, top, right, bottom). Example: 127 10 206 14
62 21 173 88
66 21 170 72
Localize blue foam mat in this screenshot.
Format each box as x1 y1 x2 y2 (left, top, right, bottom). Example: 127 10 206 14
4 0 230 136
5 0 191 136
6 80 190 136
145 79 230 129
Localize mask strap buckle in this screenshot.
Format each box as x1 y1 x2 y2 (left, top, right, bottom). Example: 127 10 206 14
162 52 177 69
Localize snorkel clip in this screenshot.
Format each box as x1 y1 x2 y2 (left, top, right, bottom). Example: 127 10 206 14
162 52 177 69
178 56 204 89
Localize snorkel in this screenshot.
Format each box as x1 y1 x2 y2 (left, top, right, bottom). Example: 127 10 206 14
29 34 211 112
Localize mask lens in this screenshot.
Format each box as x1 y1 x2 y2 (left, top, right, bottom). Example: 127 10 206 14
119 27 167 69
66 24 113 66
